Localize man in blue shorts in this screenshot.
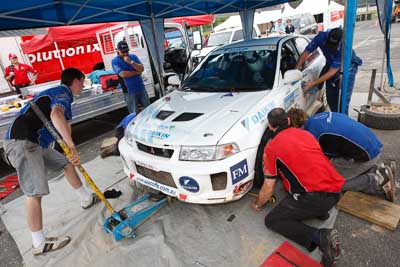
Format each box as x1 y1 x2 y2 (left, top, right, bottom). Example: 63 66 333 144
112 40 150 114
4 68 99 256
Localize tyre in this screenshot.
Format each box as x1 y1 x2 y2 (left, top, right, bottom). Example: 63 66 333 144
253 129 273 188
358 104 400 130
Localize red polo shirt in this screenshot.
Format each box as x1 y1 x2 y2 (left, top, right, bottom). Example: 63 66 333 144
264 127 345 194
4 63 37 86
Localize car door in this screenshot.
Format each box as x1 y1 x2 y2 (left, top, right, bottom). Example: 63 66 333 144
275 38 307 111
294 36 325 112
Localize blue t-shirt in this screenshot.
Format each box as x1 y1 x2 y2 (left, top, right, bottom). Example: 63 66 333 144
6 85 73 148
305 31 362 69
117 113 136 130
304 112 382 161
111 54 145 94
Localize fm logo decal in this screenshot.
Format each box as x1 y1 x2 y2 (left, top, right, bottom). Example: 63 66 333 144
230 159 248 184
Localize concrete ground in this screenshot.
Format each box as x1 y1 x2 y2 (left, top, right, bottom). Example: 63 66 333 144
1 20 400 267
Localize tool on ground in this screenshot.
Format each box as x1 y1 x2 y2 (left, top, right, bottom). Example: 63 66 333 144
29 101 168 241
248 192 277 203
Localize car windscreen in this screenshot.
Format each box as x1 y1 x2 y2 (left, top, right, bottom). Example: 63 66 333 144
181 46 277 92
207 32 232 47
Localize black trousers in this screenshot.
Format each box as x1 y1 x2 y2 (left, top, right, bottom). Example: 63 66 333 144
265 192 340 251
14 83 30 95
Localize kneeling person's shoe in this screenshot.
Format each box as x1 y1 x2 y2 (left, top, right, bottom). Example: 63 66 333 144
319 228 340 267
32 236 71 256
81 193 101 209
375 165 396 202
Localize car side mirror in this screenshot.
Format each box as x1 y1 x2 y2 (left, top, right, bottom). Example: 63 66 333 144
168 74 181 86
300 23 306 29
283 69 302 84
193 31 202 48
194 43 202 50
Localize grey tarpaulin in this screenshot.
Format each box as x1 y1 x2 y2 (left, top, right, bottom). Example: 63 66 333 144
1 156 337 267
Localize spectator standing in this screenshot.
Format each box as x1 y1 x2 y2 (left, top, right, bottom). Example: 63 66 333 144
285 19 295 34
272 19 286 34
4 53 38 96
112 41 150 114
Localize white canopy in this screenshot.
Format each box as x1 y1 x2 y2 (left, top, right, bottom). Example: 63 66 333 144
295 0 344 15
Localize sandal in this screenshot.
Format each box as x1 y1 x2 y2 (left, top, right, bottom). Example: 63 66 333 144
32 236 71 256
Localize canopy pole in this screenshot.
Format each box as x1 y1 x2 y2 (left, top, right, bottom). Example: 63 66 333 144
379 39 386 90
151 17 165 96
53 42 65 70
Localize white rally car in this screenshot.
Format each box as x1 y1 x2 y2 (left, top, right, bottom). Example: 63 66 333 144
119 35 326 204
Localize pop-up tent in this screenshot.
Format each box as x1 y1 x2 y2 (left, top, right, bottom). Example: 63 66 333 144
294 0 345 31
0 0 383 113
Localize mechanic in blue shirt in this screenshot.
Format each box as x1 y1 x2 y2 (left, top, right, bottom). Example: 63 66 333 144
3 68 99 256
288 108 396 202
295 27 363 114
101 112 136 158
112 40 150 114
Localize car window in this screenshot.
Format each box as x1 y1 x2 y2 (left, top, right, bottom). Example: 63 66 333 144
308 14 316 24
232 30 244 42
182 46 277 91
280 40 298 76
165 27 186 49
207 32 232 47
295 37 320 69
295 37 308 54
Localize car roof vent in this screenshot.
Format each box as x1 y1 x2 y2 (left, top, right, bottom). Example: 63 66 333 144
156 110 175 120
172 112 203 122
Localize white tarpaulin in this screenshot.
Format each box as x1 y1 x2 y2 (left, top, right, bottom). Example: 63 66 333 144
1 156 337 267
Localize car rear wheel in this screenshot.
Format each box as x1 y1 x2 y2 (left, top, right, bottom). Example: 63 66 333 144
358 104 400 130
254 129 273 188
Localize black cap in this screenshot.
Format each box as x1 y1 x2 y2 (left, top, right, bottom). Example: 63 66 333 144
117 40 129 52
325 28 343 50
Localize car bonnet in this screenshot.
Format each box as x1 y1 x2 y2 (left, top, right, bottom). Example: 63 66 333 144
130 90 268 146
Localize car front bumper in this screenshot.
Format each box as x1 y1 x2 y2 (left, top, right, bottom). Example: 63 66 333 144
119 137 257 204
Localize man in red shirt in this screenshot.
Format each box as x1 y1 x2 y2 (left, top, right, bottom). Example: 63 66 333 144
4 53 38 96
250 108 345 267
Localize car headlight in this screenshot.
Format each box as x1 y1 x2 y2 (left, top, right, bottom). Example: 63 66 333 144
179 143 239 161
125 122 135 146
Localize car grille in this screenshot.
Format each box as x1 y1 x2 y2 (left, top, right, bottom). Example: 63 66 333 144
136 142 174 158
135 163 177 188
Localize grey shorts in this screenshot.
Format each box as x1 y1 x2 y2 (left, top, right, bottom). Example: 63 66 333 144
4 139 69 197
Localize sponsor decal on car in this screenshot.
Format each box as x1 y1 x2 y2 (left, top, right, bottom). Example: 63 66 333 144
283 90 300 110
129 172 135 180
179 193 187 201
136 176 177 196
150 130 171 140
233 180 253 196
179 176 200 193
230 159 249 185
241 102 276 130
